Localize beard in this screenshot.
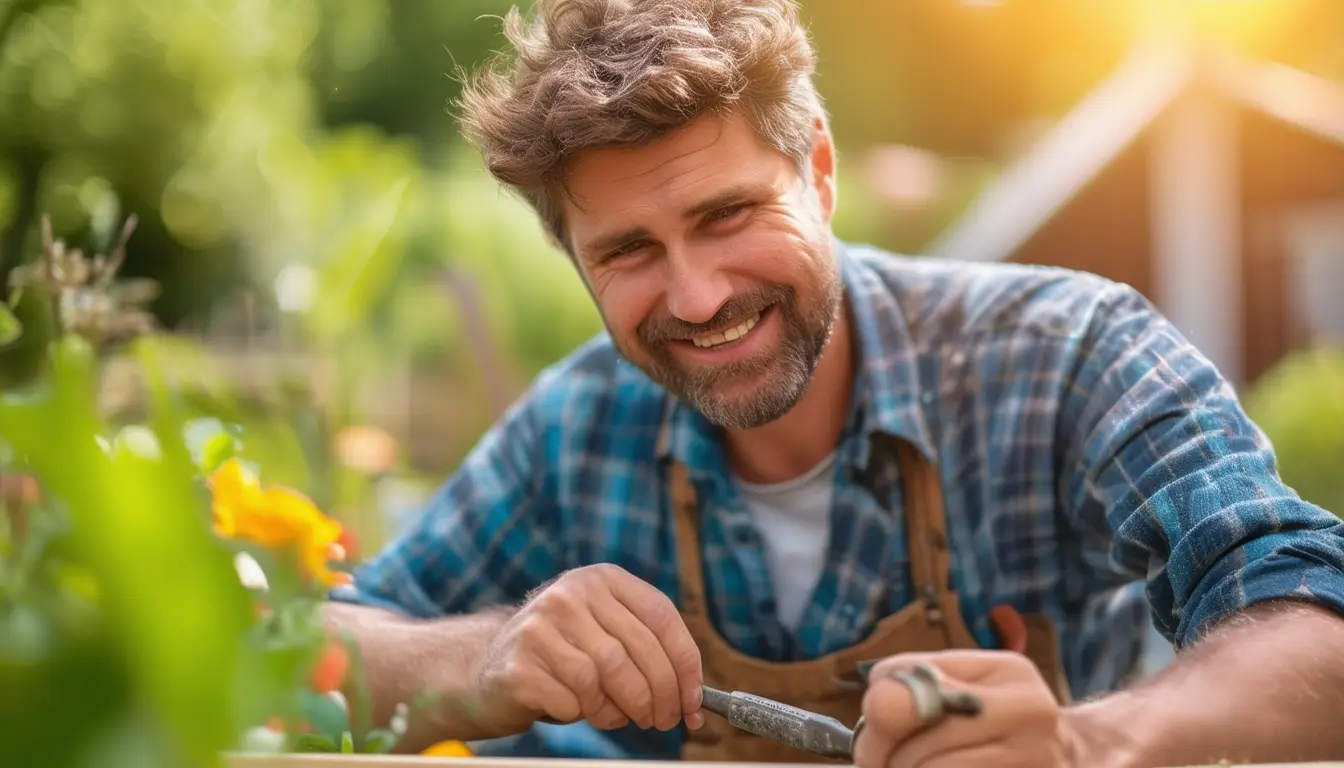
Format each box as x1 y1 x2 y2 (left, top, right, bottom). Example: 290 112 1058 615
623 266 844 431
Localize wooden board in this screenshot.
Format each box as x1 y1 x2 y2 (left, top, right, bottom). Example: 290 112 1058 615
225 756 800 767
224 757 1344 768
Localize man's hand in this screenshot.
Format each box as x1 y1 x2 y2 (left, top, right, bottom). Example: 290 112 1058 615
472 563 706 734
852 650 1072 768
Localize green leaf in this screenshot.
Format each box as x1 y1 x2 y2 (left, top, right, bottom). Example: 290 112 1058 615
361 729 398 754
308 174 414 342
340 731 354 754
340 629 374 742
300 689 350 744
290 732 339 753
0 335 253 766
0 603 54 664
183 417 241 473
200 432 237 473
0 303 21 348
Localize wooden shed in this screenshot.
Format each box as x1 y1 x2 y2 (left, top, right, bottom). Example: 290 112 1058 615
926 38 1344 387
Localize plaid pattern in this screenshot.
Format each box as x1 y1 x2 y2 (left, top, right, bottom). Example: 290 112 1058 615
331 241 1344 759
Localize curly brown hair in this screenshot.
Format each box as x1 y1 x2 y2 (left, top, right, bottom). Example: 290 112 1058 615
456 0 825 251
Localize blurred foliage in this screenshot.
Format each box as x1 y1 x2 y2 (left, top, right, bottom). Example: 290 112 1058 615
4 0 1340 341
0 0 1339 550
0 0 321 319
0 220 442 765
1243 347 1344 518
0 333 259 768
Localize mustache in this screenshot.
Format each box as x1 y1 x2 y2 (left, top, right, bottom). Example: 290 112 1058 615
639 284 791 343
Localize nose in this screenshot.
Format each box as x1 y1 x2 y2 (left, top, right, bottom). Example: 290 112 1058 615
664 246 732 324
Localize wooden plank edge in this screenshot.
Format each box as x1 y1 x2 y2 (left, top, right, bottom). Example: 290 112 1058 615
223 757 1344 768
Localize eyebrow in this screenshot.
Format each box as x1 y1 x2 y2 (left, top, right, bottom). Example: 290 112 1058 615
578 183 762 260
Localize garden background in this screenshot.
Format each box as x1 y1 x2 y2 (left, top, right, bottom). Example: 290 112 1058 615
1 1 1342 766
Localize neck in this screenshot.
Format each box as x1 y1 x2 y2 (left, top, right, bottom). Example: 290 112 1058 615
724 301 854 485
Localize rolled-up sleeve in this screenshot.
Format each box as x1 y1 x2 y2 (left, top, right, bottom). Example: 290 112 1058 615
329 389 559 618
1058 283 1344 649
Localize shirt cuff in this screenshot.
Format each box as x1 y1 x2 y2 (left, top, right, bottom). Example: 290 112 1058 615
469 723 635 759
325 556 446 619
1176 526 1344 648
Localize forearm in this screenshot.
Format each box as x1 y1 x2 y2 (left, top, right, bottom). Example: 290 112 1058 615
1064 600 1344 767
321 601 516 752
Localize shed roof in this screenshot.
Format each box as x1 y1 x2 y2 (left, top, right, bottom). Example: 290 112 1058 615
925 38 1344 264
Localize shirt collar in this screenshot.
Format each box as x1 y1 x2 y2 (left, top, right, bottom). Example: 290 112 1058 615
836 241 939 469
654 240 938 477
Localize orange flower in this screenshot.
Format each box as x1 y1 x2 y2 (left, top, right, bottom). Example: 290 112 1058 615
337 528 359 560
421 740 474 757
208 459 352 588
310 641 350 693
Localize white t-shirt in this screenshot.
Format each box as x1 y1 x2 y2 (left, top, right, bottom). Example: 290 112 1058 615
734 452 837 630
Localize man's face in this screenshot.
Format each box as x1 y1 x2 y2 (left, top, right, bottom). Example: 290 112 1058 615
559 111 843 430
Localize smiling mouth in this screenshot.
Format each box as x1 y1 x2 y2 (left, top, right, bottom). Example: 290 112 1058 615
687 308 766 349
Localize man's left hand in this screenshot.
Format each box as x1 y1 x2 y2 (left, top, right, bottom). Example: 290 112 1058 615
852 650 1075 768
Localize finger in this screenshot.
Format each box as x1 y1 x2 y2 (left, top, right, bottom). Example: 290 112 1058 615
860 663 998 748
591 590 684 731
850 722 895 768
885 718 1000 768
586 701 631 731
508 650 585 725
604 568 704 719
854 688 999 768
534 623 627 727
560 601 658 729
912 742 1016 768
890 686 1060 768
867 651 1014 686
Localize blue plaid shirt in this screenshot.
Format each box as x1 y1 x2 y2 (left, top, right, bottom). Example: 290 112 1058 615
332 241 1344 760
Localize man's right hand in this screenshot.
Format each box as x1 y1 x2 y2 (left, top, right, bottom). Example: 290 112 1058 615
471 563 706 734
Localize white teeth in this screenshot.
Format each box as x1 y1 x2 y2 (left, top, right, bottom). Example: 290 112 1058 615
692 313 760 348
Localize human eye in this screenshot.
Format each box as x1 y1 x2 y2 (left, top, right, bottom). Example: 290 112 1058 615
601 239 649 263
704 203 750 224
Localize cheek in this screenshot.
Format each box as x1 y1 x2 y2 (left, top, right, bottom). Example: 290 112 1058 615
591 267 664 339
730 224 825 283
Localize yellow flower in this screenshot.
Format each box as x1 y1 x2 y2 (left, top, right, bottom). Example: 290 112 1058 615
208 459 352 588
421 740 474 757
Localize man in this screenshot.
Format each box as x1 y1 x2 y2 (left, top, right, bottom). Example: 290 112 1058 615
324 0 1344 764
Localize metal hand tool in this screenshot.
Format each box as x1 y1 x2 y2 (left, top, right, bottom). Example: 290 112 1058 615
538 661 983 760
699 661 984 760
535 685 857 757
697 685 857 760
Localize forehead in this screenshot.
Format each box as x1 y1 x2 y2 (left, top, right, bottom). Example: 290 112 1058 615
559 113 791 233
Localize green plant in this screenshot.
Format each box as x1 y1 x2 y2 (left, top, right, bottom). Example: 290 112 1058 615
1243 346 1344 518
0 214 455 766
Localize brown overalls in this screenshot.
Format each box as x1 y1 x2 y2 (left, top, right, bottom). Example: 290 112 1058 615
670 438 1072 763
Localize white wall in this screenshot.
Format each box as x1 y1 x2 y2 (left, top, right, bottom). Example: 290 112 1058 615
1281 199 1344 346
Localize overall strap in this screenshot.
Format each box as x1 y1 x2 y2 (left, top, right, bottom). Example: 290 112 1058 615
894 439 952 624
668 461 710 618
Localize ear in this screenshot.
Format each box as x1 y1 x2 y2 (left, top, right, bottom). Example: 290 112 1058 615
808 115 837 224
